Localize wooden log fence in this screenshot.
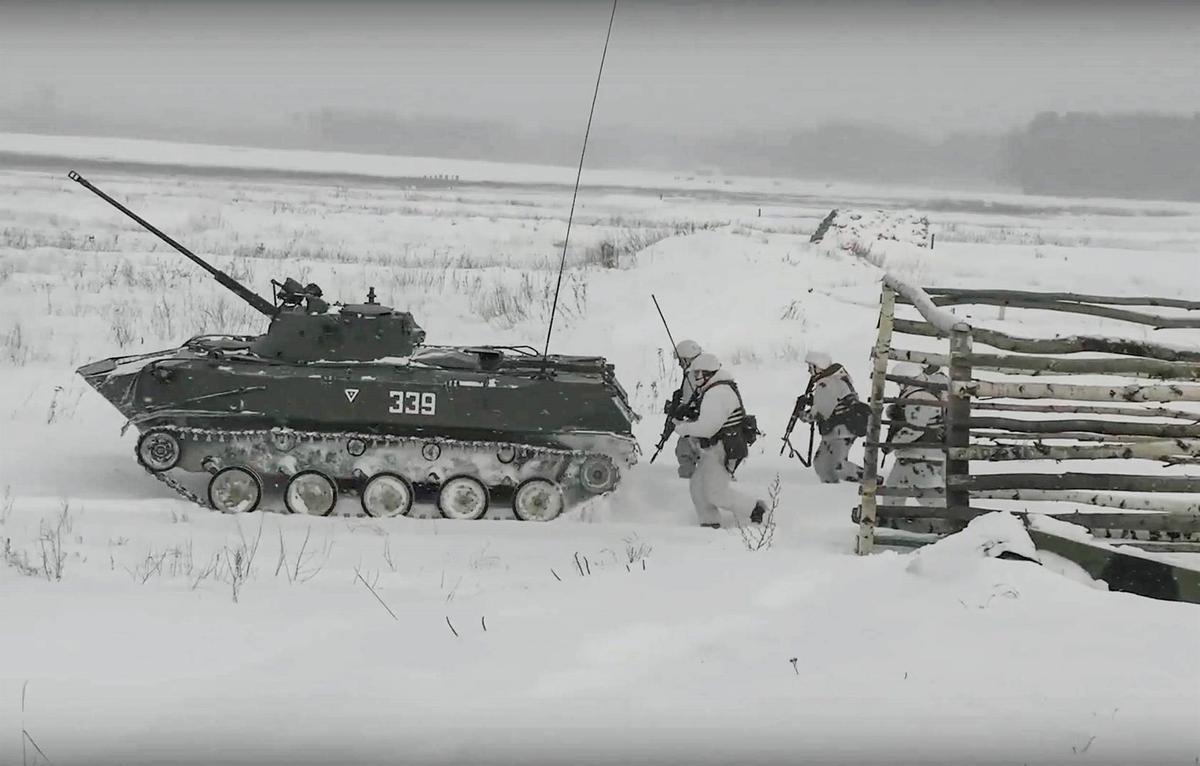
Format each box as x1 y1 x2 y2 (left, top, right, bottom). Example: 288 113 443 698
856 275 1200 557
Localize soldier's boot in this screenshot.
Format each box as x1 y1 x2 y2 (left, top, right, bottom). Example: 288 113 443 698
750 500 768 524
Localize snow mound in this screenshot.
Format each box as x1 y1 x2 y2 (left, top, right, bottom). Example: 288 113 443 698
905 511 1039 579
810 208 932 251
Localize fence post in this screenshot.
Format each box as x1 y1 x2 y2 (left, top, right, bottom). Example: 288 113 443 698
856 283 896 555
945 323 973 514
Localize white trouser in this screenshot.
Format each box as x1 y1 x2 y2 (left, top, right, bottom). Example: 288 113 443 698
675 436 701 479
689 442 758 526
879 451 944 507
813 424 863 484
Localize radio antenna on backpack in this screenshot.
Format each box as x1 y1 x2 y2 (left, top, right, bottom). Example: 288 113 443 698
541 0 619 364
651 294 681 367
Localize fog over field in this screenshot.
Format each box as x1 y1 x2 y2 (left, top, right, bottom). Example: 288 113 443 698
4 1 1200 195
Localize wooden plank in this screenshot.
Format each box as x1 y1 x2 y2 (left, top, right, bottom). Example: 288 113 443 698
921 288 1200 310
968 416 1200 439
946 326 972 514
1026 525 1200 604
954 379 1200 403
1108 541 1200 552
970 401 1200 421
957 473 1200 493
928 296 1200 329
871 531 934 549
887 348 949 368
876 516 966 535
965 352 1200 380
883 396 949 409
972 488 1200 513
857 283 896 555
872 486 947 499
893 318 1200 363
882 275 961 334
885 373 949 391
950 440 1200 462
972 430 1168 443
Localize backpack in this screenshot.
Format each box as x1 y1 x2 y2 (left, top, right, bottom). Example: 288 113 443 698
832 395 872 438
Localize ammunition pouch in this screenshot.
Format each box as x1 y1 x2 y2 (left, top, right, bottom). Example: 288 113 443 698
698 414 759 462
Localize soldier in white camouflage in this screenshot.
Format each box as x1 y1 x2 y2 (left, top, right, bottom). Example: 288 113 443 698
800 350 865 483
669 339 704 479
673 353 768 528
880 361 947 507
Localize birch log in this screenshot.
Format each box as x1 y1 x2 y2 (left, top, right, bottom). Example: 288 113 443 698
967 417 1200 439
965 353 1200 380
958 473 1200 493
921 288 1200 310
893 318 1200 363
949 439 1200 462
954 379 1200 403
972 488 1200 513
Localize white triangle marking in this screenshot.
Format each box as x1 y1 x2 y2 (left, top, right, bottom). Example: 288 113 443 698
344 388 360 403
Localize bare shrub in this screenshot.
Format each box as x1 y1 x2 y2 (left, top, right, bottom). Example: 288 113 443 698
0 485 12 526
37 502 72 581
5 502 73 580
221 520 264 603
127 550 169 584
2 322 31 365
273 527 333 584
109 303 138 348
2 538 40 577
150 297 177 341
622 533 653 566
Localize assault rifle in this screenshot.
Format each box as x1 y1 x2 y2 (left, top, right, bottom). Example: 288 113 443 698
648 294 692 464
779 391 816 467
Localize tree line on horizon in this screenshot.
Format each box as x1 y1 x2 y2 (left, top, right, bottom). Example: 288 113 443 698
4 96 1199 202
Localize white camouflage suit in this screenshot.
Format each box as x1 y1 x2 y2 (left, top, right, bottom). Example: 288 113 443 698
672 371 702 478
880 368 948 506
805 365 865 484
674 368 762 526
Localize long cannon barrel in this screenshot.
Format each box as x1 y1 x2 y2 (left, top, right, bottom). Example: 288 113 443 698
68 171 277 317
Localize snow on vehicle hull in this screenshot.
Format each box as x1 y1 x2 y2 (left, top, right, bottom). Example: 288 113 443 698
78 337 639 519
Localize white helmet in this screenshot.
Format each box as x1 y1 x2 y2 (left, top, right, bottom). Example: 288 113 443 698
674 339 702 364
689 352 721 373
805 350 832 369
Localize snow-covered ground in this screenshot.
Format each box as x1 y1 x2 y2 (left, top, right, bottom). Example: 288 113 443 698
1 139 1198 765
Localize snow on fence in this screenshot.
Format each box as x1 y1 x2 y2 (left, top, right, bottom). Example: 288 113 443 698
855 276 1200 556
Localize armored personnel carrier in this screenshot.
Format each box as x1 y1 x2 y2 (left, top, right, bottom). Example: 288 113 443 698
70 172 639 521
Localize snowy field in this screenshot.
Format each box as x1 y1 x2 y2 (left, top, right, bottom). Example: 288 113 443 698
1 136 1199 765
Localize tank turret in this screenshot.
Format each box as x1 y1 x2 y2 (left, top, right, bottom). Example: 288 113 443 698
68 172 425 362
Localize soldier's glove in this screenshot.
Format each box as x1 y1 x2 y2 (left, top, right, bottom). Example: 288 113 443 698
799 408 815 424
886 403 902 420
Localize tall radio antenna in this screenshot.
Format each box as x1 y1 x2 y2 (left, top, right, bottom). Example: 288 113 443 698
541 0 619 363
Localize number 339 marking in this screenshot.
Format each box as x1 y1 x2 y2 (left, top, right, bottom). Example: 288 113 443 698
389 391 436 416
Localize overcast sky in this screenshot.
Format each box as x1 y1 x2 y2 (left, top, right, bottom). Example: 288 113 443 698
3 0 1199 138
